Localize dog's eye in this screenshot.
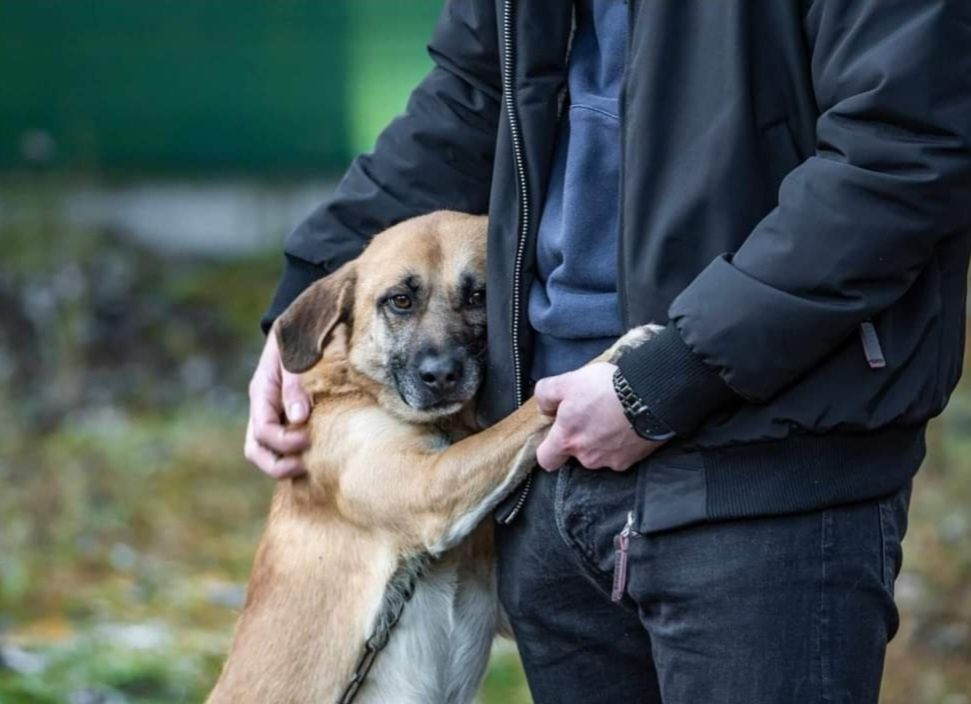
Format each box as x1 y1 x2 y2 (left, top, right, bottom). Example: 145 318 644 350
466 290 485 308
390 294 413 311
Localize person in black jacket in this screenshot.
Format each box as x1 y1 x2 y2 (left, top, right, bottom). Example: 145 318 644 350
245 2 971 702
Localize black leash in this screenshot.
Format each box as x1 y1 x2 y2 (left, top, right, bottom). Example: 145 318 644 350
337 553 431 704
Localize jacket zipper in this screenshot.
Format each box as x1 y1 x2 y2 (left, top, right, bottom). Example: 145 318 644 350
617 0 635 329
500 0 533 524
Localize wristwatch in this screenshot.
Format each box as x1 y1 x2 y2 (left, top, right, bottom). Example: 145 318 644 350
612 366 677 442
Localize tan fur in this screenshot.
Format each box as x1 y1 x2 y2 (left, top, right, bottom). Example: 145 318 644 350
208 211 658 703
207 212 552 703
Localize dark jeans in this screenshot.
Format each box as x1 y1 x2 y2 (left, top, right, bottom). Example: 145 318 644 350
496 463 910 704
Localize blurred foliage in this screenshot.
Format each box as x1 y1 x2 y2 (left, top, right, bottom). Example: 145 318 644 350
0 176 969 703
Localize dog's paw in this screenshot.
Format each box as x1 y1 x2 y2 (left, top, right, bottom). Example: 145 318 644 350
512 427 547 476
597 324 664 364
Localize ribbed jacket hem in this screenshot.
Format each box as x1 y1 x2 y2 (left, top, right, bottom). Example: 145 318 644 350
700 424 926 521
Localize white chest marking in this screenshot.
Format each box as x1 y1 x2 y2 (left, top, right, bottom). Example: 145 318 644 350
355 560 498 704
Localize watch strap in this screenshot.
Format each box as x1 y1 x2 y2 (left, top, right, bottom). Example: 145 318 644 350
612 367 676 442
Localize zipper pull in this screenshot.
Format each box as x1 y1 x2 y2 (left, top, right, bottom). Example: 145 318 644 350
859 321 886 369
611 511 635 603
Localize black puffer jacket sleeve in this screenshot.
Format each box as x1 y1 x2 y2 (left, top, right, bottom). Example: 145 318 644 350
619 0 971 437
262 2 501 332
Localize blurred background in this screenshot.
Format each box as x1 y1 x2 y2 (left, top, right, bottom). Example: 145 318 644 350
0 2 968 702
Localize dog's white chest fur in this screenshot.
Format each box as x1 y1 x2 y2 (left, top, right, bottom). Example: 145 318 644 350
357 558 498 704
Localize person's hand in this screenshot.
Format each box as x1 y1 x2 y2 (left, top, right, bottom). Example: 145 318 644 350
244 332 311 478
534 362 665 472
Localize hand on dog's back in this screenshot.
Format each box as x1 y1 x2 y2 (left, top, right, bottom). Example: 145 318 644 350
244 333 312 479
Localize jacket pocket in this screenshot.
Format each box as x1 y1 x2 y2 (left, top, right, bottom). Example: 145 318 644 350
632 449 707 534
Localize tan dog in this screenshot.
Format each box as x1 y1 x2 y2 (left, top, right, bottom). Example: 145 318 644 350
207 211 655 703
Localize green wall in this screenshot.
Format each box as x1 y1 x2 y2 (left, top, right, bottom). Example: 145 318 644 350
0 0 441 173
345 1 444 156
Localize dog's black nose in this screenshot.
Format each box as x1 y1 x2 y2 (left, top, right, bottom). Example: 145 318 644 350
417 352 464 392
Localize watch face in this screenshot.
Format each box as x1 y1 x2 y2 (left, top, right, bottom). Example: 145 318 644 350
633 412 676 442
633 413 656 436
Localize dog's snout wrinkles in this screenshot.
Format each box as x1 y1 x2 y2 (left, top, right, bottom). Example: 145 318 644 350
417 351 464 392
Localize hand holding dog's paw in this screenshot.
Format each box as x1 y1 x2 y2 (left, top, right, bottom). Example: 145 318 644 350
534 362 665 472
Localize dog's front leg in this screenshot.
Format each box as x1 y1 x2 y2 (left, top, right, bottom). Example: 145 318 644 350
426 416 547 555
417 398 552 555
595 323 664 364
328 398 550 555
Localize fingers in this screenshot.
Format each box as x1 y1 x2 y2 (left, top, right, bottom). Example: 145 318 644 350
249 368 311 454
244 418 306 479
253 421 311 455
281 368 311 424
535 373 579 469
536 421 571 471
534 373 569 416
245 334 309 479
249 348 283 426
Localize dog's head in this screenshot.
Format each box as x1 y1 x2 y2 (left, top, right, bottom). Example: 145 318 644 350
275 211 488 422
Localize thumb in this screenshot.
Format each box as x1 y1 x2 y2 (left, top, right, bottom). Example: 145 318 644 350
534 372 569 416
281 368 310 424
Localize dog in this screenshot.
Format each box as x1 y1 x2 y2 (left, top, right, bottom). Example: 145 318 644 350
207 211 657 703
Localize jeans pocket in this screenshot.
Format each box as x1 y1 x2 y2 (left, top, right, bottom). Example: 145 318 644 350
555 461 641 584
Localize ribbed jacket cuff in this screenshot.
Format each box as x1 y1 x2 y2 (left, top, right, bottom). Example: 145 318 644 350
260 255 330 334
616 324 739 438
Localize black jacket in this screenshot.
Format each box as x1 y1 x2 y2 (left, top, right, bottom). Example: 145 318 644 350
265 0 971 521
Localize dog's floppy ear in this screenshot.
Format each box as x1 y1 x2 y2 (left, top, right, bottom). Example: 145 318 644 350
275 262 356 373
